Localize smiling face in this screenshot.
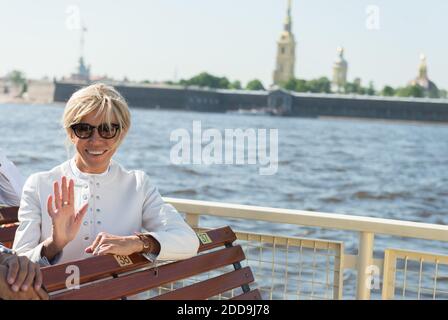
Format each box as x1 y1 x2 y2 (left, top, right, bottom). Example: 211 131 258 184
70 111 120 174
63 83 131 173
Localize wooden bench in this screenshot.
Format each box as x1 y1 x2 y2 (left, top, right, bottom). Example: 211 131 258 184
0 206 19 248
0 207 260 300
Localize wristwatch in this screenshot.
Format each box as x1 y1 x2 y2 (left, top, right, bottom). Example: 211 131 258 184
134 233 158 263
134 232 154 254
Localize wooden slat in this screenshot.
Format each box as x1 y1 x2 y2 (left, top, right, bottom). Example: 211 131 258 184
51 245 246 300
0 241 13 249
0 225 18 244
231 289 262 300
0 207 19 225
197 226 236 253
42 253 150 292
151 267 254 300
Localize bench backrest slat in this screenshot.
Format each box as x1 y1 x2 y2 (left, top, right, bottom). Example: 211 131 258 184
151 266 254 300
0 225 18 248
0 206 19 225
197 226 236 252
42 253 149 292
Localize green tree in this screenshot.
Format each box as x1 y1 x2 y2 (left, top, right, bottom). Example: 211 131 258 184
179 72 230 89
246 79 265 91
8 70 26 86
230 80 242 90
345 78 366 95
353 78 365 94
344 82 355 94
283 78 299 91
428 88 440 99
395 85 424 98
219 77 231 89
367 81 376 96
282 78 308 92
381 85 395 96
439 89 447 99
295 79 308 92
21 82 28 95
307 77 331 93
7 70 27 95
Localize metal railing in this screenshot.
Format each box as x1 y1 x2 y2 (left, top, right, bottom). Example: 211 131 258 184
231 230 344 300
163 197 448 300
382 249 448 300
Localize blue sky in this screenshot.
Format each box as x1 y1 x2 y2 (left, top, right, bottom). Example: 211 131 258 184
0 0 446 90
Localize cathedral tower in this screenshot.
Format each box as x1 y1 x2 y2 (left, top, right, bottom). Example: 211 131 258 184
332 47 348 93
273 0 296 85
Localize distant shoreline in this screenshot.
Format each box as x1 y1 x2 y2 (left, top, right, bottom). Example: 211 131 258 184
0 95 26 104
318 115 448 126
1 100 447 127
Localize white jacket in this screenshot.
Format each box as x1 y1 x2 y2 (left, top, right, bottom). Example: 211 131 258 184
13 158 199 265
0 150 25 206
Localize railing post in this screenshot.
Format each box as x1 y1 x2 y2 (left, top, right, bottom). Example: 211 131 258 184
356 231 375 300
185 213 199 228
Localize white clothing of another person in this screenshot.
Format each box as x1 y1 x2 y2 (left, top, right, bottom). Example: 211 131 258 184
0 150 25 206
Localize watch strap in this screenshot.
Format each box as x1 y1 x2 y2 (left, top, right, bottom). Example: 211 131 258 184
134 232 154 254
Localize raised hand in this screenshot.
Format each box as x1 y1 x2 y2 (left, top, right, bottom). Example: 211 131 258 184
47 176 88 250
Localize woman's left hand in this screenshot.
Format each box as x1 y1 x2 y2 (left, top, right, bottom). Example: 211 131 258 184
85 232 143 256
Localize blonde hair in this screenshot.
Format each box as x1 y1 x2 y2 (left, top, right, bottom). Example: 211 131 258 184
62 83 131 148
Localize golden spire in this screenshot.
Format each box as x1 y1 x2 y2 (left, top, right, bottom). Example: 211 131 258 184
284 0 292 32
418 53 428 80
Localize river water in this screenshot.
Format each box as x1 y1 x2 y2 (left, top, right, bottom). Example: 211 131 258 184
1 103 447 299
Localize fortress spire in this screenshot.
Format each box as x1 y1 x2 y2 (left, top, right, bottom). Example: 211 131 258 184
418 54 428 80
284 0 292 32
69 21 91 82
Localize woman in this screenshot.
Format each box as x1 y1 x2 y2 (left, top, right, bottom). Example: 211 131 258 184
13 83 199 267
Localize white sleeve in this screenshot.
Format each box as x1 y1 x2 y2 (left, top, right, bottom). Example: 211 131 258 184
0 173 20 206
12 174 55 265
140 173 199 261
0 152 25 203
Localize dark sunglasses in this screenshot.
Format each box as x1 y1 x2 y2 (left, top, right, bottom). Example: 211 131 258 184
71 123 120 139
